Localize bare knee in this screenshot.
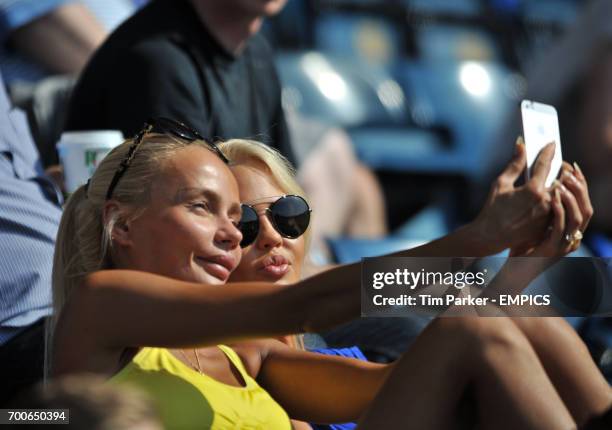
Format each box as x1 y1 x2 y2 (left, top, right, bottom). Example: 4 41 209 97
511 316 565 335
429 317 536 364
512 317 590 354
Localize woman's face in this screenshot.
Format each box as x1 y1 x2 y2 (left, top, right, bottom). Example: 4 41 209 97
115 146 243 285
229 164 306 284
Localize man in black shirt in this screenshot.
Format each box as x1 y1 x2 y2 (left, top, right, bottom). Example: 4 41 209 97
65 0 295 164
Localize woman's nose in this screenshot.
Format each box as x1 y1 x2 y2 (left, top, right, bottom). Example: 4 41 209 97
256 214 282 249
215 217 243 249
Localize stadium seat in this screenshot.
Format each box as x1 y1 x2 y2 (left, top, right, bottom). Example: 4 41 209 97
522 0 579 26
314 13 402 68
392 59 518 180
402 0 481 17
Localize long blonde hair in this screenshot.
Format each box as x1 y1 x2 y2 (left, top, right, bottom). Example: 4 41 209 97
48 134 226 374
218 139 310 350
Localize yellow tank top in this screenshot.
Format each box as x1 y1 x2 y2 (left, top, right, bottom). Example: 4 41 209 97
110 345 292 430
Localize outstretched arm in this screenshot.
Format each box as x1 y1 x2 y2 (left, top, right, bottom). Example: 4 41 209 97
58 263 361 354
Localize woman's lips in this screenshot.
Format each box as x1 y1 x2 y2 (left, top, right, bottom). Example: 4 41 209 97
260 264 290 277
257 254 290 279
195 255 236 282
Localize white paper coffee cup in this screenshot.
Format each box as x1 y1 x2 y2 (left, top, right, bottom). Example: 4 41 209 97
57 130 124 193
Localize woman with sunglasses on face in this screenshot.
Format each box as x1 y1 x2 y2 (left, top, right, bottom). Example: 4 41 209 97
50 118 609 430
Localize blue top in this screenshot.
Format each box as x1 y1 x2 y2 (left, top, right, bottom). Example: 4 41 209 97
587 234 612 258
0 69 61 344
309 346 367 430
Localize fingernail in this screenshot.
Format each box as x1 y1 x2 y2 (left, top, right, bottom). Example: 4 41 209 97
551 179 561 190
555 188 561 202
573 162 583 175
514 136 524 155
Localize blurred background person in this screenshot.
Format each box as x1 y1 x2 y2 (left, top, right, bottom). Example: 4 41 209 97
0 0 106 83
0 0 144 167
10 374 163 430
64 0 296 161
0 67 62 405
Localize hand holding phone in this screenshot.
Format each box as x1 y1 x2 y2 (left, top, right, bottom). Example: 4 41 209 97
520 100 563 187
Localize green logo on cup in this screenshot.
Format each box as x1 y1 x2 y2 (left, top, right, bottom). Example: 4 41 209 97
85 150 99 168
85 148 111 175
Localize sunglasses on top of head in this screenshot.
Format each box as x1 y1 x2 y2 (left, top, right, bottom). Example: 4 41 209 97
105 117 228 200
238 195 311 248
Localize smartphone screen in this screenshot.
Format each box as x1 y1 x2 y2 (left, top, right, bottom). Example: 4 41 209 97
520 100 563 188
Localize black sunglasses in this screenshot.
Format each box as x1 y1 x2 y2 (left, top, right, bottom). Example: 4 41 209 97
239 195 311 248
105 117 229 200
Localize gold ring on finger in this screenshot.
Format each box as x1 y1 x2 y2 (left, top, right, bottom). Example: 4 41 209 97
572 230 583 242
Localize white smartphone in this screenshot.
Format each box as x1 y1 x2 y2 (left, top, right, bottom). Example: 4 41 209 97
520 100 563 188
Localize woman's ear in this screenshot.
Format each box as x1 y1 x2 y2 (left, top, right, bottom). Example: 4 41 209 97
102 201 132 247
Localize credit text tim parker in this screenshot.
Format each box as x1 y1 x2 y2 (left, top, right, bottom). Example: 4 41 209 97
372 294 551 307
370 269 551 306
